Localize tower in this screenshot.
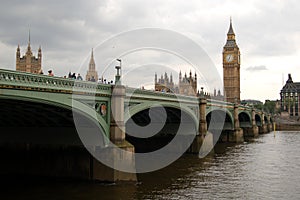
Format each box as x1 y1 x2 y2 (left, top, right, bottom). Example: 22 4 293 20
86 48 98 82
178 71 197 96
223 18 241 103
16 31 42 73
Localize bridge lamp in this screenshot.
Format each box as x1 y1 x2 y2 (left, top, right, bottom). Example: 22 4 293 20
115 59 122 85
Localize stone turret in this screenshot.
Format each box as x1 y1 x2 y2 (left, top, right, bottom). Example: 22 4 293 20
16 31 42 74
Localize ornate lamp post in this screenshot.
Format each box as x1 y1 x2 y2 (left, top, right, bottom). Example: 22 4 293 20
115 59 122 85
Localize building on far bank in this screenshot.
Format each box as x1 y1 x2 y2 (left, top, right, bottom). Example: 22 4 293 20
155 71 197 96
280 74 299 116
16 34 42 73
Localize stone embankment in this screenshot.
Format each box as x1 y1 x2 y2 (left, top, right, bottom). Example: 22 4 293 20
275 116 300 131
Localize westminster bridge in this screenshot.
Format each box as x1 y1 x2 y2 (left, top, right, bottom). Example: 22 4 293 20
0 69 273 182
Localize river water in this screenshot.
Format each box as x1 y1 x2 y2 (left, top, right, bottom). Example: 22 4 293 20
2 131 300 199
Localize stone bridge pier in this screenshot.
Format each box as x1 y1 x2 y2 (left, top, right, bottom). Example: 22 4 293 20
93 85 137 182
242 109 259 138
259 112 268 134
230 103 244 142
267 114 273 132
189 97 214 155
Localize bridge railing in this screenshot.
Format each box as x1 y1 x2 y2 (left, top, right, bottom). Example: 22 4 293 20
207 98 234 109
0 69 112 96
125 87 199 104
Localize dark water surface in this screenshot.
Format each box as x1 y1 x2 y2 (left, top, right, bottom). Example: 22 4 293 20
1 131 300 199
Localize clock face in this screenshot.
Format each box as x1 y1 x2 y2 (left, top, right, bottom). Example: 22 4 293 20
226 54 233 62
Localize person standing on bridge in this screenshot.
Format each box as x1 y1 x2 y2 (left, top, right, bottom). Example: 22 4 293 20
77 74 83 80
48 70 54 76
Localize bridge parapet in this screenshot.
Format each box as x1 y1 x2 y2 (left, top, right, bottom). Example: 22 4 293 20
0 69 112 96
207 99 234 108
125 87 199 104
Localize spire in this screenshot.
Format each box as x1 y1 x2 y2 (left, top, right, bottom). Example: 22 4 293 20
88 48 96 71
224 17 237 47
26 29 32 54
89 48 95 65
86 48 98 81
38 45 42 58
287 74 293 83
227 17 235 35
28 29 31 45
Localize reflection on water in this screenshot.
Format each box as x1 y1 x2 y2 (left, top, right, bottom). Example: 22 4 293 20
1 131 300 199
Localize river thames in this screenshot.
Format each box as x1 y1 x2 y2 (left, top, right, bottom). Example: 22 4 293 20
2 131 300 199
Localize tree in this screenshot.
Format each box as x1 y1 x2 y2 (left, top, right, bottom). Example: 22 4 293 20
264 100 277 114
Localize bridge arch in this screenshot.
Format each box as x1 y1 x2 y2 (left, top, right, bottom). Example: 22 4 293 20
264 115 268 124
124 102 198 153
206 109 234 130
0 93 109 146
270 117 273 124
238 111 252 128
255 114 262 126
124 102 199 129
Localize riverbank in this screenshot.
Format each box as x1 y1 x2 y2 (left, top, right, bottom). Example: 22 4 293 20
275 116 300 131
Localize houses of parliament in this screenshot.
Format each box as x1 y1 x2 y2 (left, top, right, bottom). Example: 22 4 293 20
15 19 241 103
155 19 241 103
16 34 42 74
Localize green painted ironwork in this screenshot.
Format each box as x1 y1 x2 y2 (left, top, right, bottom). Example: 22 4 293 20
0 69 273 139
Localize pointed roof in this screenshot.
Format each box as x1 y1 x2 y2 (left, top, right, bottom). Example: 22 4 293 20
89 48 95 65
281 74 297 92
227 17 235 35
26 29 32 54
224 18 238 48
28 29 31 44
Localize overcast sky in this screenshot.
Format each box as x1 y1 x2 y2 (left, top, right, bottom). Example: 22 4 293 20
1 0 300 101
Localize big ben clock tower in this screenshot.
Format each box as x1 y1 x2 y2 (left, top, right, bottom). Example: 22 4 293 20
223 18 241 103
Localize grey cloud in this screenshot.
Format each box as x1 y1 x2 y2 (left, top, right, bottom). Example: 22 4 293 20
245 65 268 72
0 0 300 82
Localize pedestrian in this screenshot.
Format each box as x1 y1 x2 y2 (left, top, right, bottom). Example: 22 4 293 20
48 70 54 76
72 73 76 79
91 76 96 82
77 73 83 80
68 72 72 78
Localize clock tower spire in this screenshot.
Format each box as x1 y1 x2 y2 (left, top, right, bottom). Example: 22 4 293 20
223 18 241 103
